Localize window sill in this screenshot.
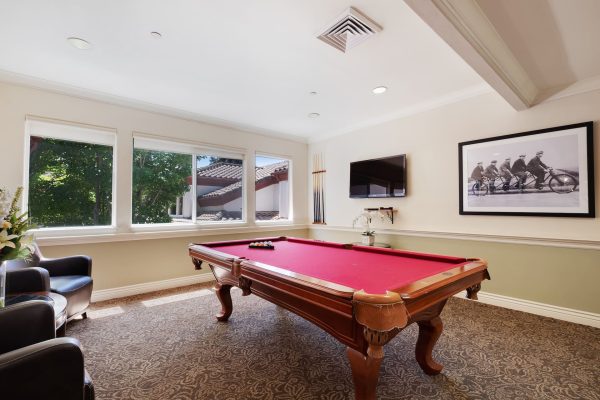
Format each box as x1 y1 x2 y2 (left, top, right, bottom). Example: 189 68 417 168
36 223 309 246
32 226 117 238
129 222 245 232
254 219 294 226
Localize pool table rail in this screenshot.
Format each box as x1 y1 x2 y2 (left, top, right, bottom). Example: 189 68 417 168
190 240 488 303
190 243 364 348
188 238 490 400
188 241 489 343
393 258 488 299
189 243 357 297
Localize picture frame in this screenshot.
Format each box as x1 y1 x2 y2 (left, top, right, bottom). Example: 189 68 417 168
458 122 595 217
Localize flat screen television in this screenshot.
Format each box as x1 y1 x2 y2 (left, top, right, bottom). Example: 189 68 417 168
350 155 406 198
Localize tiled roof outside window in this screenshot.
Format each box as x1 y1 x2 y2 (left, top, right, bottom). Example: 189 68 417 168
195 161 288 200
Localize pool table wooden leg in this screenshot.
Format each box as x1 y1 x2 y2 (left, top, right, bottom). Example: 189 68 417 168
415 316 444 375
466 283 482 300
215 283 233 322
347 347 382 400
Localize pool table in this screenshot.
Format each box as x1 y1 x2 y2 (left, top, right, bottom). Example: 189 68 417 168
189 237 489 400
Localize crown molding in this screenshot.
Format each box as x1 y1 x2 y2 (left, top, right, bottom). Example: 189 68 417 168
0 69 308 144
536 74 600 104
404 0 539 111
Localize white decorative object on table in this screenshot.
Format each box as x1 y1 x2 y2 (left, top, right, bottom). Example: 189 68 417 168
361 234 375 246
352 210 387 246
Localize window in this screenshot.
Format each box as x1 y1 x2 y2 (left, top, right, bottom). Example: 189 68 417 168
26 118 116 228
255 155 291 221
195 156 244 222
133 135 244 225
132 148 193 224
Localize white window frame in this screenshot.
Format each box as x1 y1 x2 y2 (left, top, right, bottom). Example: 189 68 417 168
23 116 118 236
254 151 293 225
131 133 247 229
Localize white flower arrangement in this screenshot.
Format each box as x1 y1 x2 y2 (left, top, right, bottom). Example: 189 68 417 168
1 187 35 307
0 189 9 221
0 187 34 262
352 210 386 236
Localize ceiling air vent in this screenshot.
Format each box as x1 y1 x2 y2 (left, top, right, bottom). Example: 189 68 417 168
317 7 382 53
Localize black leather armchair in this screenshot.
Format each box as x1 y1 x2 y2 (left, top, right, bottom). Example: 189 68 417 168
38 245 93 319
6 265 50 294
6 244 93 320
0 300 94 400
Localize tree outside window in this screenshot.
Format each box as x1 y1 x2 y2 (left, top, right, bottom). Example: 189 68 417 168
28 136 113 227
132 149 192 224
131 145 245 225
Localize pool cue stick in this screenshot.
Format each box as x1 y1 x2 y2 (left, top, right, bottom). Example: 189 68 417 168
312 154 315 222
313 154 317 222
316 154 321 222
318 154 322 222
321 154 325 224
314 154 319 223
318 153 322 223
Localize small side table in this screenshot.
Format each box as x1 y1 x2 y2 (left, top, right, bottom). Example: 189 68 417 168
351 242 392 249
6 292 68 336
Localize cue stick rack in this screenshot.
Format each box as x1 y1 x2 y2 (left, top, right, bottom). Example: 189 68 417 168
312 153 326 224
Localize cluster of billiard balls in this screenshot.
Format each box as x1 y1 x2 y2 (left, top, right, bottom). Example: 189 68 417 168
249 241 274 249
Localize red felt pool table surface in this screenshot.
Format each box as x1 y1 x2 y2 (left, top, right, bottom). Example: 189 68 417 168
206 237 469 294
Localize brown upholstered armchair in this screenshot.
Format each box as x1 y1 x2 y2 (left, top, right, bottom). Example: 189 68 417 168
0 300 94 400
6 244 93 320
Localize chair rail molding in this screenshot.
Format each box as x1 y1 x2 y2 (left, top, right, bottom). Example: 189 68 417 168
310 224 600 250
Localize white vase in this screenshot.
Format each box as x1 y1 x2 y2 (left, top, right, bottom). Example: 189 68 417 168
361 235 375 246
0 260 6 308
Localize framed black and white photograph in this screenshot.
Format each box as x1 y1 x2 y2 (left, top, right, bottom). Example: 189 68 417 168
459 122 595 217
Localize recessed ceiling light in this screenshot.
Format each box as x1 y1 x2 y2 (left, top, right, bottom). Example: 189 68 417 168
308 113 320 118
372 86 387 94
309 91 318 95
150 31 162 39
67 37 92 50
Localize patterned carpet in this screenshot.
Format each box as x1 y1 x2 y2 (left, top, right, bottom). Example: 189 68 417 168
67 284 600 400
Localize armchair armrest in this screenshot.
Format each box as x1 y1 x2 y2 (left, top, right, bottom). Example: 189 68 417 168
0 301 56 354
0 337 86 400
6 267 51 294
39 255 92 277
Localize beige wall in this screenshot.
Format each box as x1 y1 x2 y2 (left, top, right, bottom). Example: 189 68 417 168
0 81 308 290
309 89 600 313
41 229 308 291
0 81 308 226
3 80 599 314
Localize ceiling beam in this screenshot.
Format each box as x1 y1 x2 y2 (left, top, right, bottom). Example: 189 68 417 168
404 0 538 111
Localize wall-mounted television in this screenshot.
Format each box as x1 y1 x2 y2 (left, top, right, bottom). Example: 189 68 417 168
350 154 406 198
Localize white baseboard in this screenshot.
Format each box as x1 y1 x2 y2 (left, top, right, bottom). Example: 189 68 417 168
456 290 600 328
91 274 215 302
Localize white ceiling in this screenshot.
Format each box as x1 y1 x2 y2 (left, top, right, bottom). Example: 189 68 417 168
0 0 486 142
477 0 600 93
